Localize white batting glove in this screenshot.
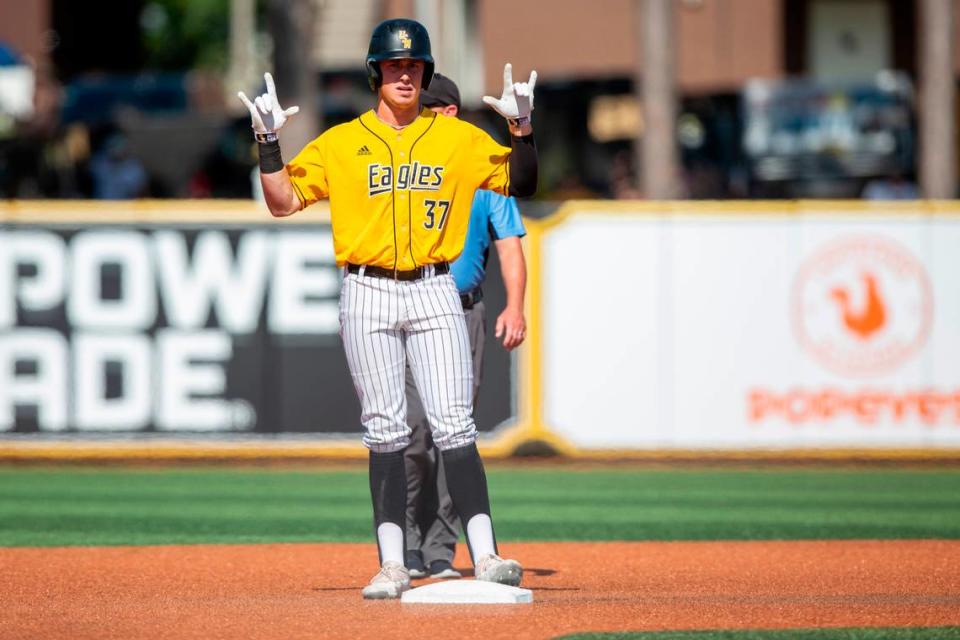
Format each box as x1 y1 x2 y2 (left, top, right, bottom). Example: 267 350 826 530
482 63 537 127
237 72 300 142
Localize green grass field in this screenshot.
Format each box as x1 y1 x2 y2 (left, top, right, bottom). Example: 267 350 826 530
2 465 959 546
3 464 959 639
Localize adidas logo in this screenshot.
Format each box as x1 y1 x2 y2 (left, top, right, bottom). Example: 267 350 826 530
357 145 372 156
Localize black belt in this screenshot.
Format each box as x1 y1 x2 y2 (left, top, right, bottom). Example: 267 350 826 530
347 262 449 281
460 288 483 310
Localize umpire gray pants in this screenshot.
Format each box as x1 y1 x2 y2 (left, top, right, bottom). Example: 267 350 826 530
404 300 485 565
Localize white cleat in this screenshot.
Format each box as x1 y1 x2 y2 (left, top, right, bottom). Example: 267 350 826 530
361 560 411 600
475 553 523 587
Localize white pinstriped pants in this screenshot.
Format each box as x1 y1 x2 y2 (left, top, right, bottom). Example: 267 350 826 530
339 267 477 453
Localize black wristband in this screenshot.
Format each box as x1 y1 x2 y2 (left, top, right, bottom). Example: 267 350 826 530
507 132 537 198
258 140 284 174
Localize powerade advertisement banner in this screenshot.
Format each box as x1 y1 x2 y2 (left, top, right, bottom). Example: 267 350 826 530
0 216 514 438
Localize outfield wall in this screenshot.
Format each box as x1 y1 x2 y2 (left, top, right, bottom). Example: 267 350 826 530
1 200 958 459
533 202 960 455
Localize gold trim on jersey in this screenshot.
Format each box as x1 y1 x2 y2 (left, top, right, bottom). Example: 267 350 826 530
358 108 438 140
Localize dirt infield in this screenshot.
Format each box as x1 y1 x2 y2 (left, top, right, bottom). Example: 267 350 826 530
4 540 960 639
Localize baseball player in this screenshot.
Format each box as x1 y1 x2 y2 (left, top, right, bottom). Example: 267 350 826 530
238 18 537 599
403 73 527 581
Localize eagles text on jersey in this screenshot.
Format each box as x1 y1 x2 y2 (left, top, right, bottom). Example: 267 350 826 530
368 162 444 196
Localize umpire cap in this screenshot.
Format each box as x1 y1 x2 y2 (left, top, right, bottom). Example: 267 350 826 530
420 73 460 111
366 18 435 91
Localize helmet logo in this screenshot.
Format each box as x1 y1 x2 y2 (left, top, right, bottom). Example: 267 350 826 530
398 30 412 49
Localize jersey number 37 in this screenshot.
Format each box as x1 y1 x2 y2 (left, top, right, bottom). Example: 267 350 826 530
423 199 450 230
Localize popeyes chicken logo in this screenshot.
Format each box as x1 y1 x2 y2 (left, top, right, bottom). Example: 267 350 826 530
791 235 933 377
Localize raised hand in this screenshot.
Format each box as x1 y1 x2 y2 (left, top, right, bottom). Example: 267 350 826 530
238 72 300 139
482 63 537 125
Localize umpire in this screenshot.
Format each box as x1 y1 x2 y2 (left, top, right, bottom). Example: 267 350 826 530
404 73 528 579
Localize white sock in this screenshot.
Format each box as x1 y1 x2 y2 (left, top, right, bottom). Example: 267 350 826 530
376 523 404 566
465 514 496 563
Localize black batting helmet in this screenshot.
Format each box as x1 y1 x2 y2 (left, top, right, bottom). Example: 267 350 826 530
365 18 434 91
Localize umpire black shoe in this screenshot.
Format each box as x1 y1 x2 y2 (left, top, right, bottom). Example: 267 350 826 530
428 559 462 579
406 549 427 579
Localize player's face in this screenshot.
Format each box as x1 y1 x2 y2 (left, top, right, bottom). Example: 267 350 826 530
379 59 425 109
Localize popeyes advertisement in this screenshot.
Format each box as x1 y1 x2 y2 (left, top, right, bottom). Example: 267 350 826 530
750 233 956 429
540 204 960 451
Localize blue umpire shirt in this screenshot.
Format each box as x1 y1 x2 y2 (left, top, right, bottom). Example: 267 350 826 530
450 189 526 294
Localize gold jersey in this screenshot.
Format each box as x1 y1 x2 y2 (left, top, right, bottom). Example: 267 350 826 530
286 108 512 270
